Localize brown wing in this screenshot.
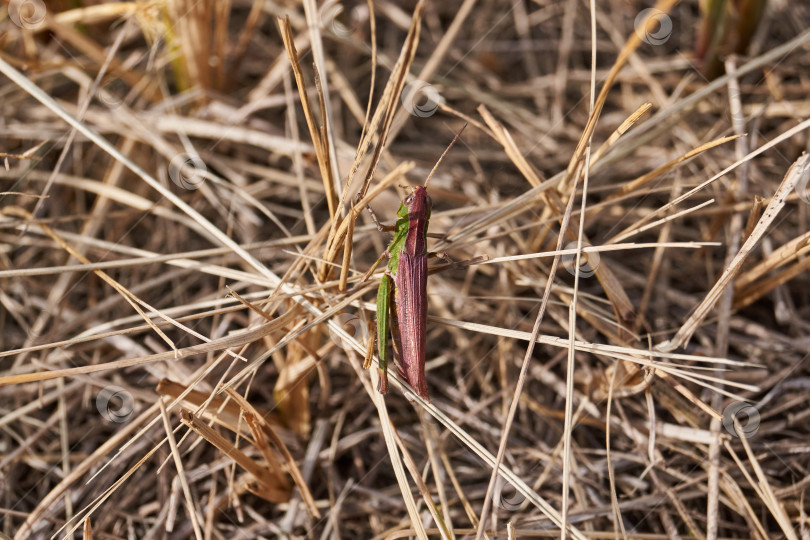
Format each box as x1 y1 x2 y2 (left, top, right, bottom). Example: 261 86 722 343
395 250 429 401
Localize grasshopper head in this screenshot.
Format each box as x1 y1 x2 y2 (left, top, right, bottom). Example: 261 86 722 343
404 186 431 218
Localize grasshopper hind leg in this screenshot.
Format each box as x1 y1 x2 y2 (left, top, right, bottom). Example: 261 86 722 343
388 286 405 385
376 274 393 393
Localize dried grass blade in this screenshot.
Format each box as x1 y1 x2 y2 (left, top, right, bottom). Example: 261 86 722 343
370 369 429 540
733 254 810 309
225 388 321 518
724 434 799 540
563 0 679 184
277 15 337 219
180 410 291 503
0 309 298 386
606 134 741 203
156 379 282 437
590 103 652 164
161 403 205 540
320 162 414 282
319 0 424 282
391 420 453 539
476 105 635 330
657 153 810 351
734 229 810 288
3 205 176 352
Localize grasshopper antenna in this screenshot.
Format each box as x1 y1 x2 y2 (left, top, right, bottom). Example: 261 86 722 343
424 123 468 188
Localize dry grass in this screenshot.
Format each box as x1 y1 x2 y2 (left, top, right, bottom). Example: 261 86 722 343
1 0 810 538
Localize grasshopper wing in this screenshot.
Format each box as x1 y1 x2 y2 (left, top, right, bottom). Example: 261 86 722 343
395 250 429 401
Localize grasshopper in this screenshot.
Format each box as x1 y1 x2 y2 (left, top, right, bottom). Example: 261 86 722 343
364 127 466 402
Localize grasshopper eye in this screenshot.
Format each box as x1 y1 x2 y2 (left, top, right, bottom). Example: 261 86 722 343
426 195 433 209
404 194 414 206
